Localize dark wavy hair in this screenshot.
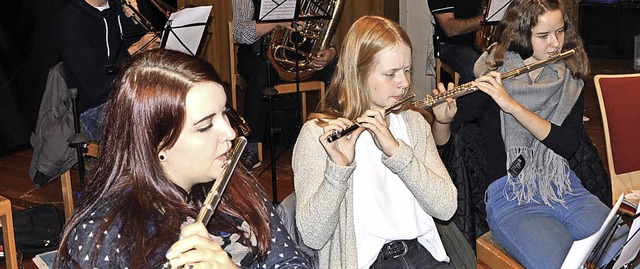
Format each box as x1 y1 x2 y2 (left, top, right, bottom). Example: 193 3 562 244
55 49 271 268
489 0 590 79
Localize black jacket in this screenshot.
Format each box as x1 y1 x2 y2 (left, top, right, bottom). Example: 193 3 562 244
55 0 141 113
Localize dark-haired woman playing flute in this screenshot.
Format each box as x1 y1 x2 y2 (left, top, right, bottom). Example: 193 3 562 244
55 49 311 269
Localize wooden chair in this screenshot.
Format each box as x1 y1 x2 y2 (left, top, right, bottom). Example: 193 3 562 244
0 195 18 269
434 35 460 87
60 142 100 221
476 231 524 269
594 73 640 205
228 21 248 111
272 81 326 121
436 58 460 87
261 49 326 203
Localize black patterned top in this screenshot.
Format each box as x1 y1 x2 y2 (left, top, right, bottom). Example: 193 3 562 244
60 194 312 269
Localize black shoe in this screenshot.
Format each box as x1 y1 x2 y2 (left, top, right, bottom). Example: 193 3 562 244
240 149 261 171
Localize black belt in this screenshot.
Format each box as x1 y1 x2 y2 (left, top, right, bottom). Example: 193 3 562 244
378 239 420 260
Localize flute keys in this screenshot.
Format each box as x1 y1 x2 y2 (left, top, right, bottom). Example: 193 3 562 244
327 130 342 143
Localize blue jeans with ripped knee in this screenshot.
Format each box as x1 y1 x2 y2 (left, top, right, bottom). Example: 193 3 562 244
486 171 630 269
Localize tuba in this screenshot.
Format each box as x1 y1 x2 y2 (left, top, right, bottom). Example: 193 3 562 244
264 0 345 82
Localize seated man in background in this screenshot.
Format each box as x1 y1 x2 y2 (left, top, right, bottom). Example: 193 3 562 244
56 0 160 141
428 0 484 84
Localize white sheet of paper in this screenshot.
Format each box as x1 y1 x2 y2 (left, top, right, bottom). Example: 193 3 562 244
486 0 512 22
561 194 624 269
163 6 212 55
612 204 640 269
258 0 297 21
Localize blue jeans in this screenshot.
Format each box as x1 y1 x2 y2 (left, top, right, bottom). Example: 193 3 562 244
439 43 480 84
486 171 630 269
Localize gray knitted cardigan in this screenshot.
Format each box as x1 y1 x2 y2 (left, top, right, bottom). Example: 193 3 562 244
292 110 458 269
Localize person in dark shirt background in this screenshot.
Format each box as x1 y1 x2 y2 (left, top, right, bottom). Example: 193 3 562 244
56 0 159 140
428 0 484 84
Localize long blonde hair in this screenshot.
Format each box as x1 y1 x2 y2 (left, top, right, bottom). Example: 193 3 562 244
312 15 413 121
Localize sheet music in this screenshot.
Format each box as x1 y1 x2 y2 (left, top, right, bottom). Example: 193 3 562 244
162 6 212 55
486 0 512 22
613 205 640 269
561 194 624 269
258 0 297 21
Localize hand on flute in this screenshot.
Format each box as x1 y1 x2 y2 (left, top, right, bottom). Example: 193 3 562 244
321 108 400 165
327 94 414 143
355 109 400 157
472 71 520 114
320 117 364 167
165 222 238 269
432 82 458 125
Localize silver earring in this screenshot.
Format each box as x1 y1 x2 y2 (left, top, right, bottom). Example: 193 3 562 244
159 154 166 161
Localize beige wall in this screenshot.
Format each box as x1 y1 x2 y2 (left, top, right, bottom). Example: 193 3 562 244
178 0 389 86
400 0 434 100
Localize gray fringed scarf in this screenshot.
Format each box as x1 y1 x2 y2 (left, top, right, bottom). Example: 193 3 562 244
474 51 583 206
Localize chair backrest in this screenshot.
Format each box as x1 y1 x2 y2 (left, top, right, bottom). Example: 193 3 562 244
0 196 18 269
60 142 100 221
273 81 325 121
594 73 640 204
228 21 248 110
433 35 460 86
228 21 239 109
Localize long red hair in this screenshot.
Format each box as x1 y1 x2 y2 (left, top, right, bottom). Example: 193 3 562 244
55 49 271 268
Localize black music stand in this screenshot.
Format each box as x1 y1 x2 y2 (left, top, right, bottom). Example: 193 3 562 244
160 5 212 57
562 194 636 268
484 0 511 24
255 0 331 203
256 0 300 204
606 209 640 268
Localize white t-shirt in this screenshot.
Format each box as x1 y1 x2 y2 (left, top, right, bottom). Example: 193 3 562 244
352 113 449 268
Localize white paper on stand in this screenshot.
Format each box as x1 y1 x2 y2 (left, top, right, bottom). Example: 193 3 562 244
561 194 624 269
612 203 640 269
258 0 297 21
485 0 511 22
163 6 212 55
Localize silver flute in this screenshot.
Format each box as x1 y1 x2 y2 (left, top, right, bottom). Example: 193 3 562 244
196 136 247 224
327 94 416 143
413 49 576 108
163 136 247 268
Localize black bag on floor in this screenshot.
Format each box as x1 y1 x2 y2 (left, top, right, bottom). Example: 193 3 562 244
0 204 64 256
